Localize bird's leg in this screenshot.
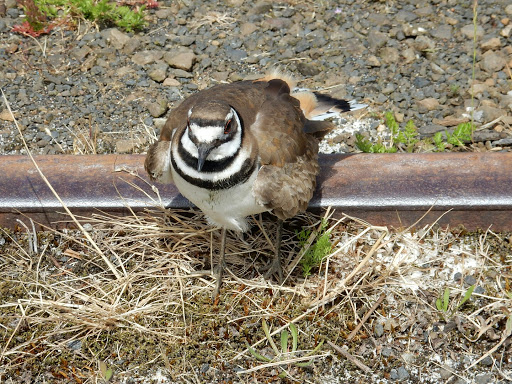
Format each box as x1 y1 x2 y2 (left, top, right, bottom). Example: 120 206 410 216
213 227 227 298
262 219 284 283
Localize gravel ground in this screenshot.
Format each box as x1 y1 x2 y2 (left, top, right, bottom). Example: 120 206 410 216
0 0 512 155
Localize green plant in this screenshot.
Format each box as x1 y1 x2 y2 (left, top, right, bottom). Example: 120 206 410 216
12 0 55 36
449 84 460 96
355 111 419 153
355 134 397 153
446 122 473 147
99 360 113 381
433 131 445 151
436 285 475 320
432 122 474 151
247 320 324 378
297 220 332 277
386 111 419 152
13 0 154 35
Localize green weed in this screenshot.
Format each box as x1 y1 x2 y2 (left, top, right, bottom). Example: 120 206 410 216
446 122 473 147
13 0 154 36
297 220 332 277
355 134 396 153
247 320 324 378
436 285 475 320
356 111 419 153
449 84 460 96
99 360 114 381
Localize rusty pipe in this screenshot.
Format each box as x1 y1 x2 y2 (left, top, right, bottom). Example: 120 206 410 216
0 153 511 230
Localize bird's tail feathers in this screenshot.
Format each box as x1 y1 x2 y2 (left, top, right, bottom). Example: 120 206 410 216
293 89 367 121
256 71 367 128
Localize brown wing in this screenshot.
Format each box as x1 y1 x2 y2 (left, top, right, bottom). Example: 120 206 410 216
251 80 320 220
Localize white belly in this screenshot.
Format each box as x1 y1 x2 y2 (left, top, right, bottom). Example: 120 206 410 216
171 167 267 232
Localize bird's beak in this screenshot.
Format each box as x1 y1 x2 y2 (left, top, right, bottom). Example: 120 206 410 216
196 143 213 172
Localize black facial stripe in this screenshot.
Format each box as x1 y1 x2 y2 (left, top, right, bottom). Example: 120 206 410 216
177 139 239 172
190 118 227 127
171 155 257 190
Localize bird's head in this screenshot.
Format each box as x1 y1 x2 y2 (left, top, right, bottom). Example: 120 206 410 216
184 101 242 172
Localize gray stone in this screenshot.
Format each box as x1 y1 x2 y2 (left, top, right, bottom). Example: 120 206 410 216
155 8 173 19
493 138 512 146
108 28 131 50
479 105 507 122
240 22 257 36
402 47 416 64
147 99 168 118
248 1 272 15
397 366 410 381
499 94 512 109
464 275 477 285
132 50 163 66
147 63 168 83
395 10 417 23
480 51 506 73
226 48 247 62
171 69 194 78
430 24 452 40
474 373 493 384
480 37 501 51
263 17 292 31
413 77 430 88
164 51 196 71
367 30 388 50
379 47 399 64
70 46 91 61
415 6 433 17
417 98 439 112
439 365 453 380
474 286 485 295
67 339 82 351
505 4 512 15
461 24 484 39
414 35 435 52
419 124 445 136
474 129 501 144
374 323 384 337
297 62 320 76
122 37 141 55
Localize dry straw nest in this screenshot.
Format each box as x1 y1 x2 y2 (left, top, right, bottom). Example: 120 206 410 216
1 201 511 382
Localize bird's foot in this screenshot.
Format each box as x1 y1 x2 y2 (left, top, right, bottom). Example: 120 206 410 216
260 256 284 284
212 262 225 300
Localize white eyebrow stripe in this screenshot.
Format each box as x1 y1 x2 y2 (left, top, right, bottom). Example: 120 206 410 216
189 124 223 143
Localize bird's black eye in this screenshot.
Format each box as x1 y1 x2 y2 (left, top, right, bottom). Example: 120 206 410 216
224 119 232 135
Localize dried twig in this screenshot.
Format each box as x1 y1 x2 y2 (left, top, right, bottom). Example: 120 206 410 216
327 340 372 373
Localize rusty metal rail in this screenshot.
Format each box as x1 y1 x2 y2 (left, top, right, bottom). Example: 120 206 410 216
0 153 511 230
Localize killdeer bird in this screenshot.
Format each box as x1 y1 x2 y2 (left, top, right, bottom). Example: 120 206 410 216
145 73 365 296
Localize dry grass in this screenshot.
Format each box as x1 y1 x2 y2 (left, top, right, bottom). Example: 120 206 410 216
189 11 236 31
1 203 511 383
